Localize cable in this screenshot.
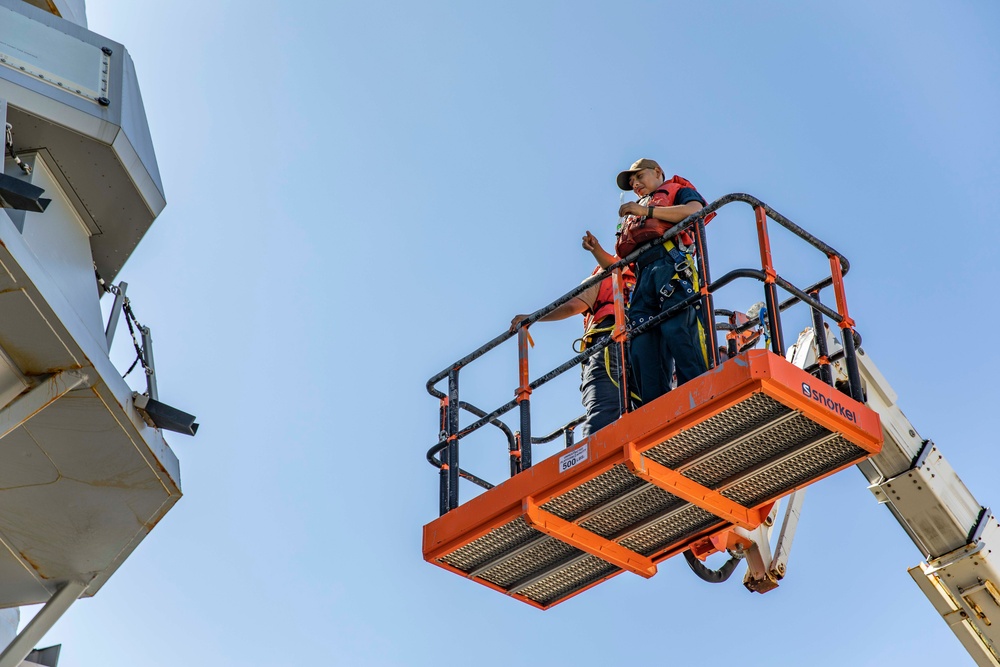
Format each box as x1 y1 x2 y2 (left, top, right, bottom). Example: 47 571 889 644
683 549 743 584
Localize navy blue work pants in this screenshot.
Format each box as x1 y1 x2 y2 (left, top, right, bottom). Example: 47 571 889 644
579 331 627 439
627 257 708 403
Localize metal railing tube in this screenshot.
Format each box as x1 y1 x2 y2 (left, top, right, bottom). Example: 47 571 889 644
528 332 610 393
459 400 515 448
841 325 865 403
764 284 784 357
426 439 495 491
802 348 848 376
516 328 533 469
754 205 784 357
518 402 531 468
455 399 519 440
707 268 768 291
773 276 843 322
693 217 719 369
810 290 835 387
532 415 587 445
778 277 833 312
445 370 460 512
701 194 851 276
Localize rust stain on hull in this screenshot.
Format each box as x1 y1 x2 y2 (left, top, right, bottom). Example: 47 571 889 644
18 550 49 580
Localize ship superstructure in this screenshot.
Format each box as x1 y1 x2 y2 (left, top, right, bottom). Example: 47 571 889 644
0 1 193 663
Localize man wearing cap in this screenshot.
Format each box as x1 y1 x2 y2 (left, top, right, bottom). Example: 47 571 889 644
583 158 709 403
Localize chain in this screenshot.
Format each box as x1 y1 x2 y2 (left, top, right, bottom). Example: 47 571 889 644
96 266 151 380
94 266 122 296
4 123 31 175
122 297 152 379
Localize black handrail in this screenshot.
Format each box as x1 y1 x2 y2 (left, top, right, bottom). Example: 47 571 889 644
425 193 849 397
531 416 586 445
426 193 860 514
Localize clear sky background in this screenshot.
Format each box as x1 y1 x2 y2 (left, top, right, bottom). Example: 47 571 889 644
19 1 1000 665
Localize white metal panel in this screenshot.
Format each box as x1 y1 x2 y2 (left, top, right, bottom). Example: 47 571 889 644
0 162 182 605
9 153 106 349
0 288 81 373
0 5 105 102
18 0 87 27
0 347 29 412
856 348 927 478
0 428 59 488
0 0 166 281
0 610 16 654
51 0 87 27
872 444 984 558
0 203 179 482
909 518 1000 666
857 345 983 557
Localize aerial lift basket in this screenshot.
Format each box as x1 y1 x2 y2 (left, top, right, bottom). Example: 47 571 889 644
423 195 883 608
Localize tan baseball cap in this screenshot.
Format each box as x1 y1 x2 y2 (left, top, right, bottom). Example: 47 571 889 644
616 158 662 190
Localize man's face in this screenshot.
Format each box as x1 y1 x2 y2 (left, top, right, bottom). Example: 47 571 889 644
629 168 663 197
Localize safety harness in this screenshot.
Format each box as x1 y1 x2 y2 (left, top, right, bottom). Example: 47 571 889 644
581 265 636 334
616 175 713 305
618 176 713 371
575 268 640 401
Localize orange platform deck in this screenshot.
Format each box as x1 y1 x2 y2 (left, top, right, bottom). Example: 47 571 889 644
422 350 883 609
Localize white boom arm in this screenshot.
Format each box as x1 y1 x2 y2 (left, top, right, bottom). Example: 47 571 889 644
788 327 1000 666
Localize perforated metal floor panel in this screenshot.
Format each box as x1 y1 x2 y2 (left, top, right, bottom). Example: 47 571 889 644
423 351 883 609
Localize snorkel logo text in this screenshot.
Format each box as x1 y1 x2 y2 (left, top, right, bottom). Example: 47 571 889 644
801 382 857 423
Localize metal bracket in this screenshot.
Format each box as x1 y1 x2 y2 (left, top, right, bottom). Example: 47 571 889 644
926 535 989 575
622 442 763 529
910 438 936 471
968 507 992 547
768 489 805 581
140 325 157 401
0 370 88 441
730 492 804 594
522 496 656 578
104 280 127 348
734 504 779 593
959 579 1000 609
0 580 86 667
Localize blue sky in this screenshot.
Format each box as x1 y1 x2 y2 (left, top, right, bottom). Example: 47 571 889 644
23 1 1000 665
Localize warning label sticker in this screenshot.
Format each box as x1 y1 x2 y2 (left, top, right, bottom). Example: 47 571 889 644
559 443 589 473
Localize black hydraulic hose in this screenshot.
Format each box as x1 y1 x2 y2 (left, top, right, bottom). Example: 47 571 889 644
532 415 587 444
683 550 742 584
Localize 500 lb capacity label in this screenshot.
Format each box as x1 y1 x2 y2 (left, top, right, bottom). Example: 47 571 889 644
559 444 589 473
